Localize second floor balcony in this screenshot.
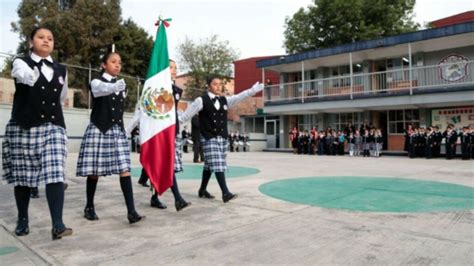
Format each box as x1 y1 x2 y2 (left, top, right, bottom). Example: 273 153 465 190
264 60 474 106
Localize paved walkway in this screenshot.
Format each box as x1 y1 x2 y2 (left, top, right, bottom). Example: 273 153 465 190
0 152 473 265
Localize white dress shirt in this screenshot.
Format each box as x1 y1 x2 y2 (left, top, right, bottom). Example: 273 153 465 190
11 52 69 105
179 84 263 123
90 72 126 98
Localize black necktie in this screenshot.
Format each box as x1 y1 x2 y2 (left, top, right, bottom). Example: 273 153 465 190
212 96 218 103
111 78 117 83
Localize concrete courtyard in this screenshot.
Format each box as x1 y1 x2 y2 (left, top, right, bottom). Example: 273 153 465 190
0 151 473 265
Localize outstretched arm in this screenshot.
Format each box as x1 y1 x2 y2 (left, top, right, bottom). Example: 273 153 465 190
90 78 126 97
179 97 204 123
226 82 264 108
11 59 40 86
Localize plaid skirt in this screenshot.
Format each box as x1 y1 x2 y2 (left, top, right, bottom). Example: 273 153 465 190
2 121 67 187
201 136 228 173
174 137 183 172
76 123 130 177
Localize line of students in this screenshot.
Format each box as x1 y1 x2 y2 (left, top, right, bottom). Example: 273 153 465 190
405 124 474 160
2 26 264 241
289 126 384 157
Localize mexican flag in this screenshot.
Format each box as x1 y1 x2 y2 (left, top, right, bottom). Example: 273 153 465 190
139 18 175 195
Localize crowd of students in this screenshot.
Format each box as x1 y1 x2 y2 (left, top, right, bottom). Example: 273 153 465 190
289 122 474 160
289 123 383 157
404 124 474 160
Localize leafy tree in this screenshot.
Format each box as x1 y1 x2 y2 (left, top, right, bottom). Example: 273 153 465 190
284 0 419 53
9 0 153 110
177 34 239 99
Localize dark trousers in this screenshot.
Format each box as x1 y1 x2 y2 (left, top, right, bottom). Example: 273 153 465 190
338 143 345 155
425 145 433 159
317 142 324 155
461 143 470 160
446 144 456 159
193 138 204 162
408 144 415 158
433 144 440 158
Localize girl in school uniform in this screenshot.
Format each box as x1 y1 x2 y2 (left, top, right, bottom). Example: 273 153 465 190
354 130 362 156
76 52 144 224
348 132 355 156
2 27 72 240
179 76 263 203
374 129 383 157
362 130 370 157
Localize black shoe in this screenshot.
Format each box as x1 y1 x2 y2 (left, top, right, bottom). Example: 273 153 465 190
198 190 215 199
30 188 39 198
150 197 167 209
127 212 145 224
84 207 99 221
223 193 238 203
15 218 29 236
175 200 191 212
52 227 73 240
138 180 150 187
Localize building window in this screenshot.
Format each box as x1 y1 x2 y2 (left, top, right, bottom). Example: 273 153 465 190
298 114 320 131
244 117 264 133
333 112 363 131
388 109 420 134
385 57 410 82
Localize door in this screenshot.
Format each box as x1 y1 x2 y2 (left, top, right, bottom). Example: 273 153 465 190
265 120 277 148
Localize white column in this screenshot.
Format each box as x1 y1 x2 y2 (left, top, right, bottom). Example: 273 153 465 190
301 61 305 103
349 52 353 100
408 43 413 95
262 68 266 101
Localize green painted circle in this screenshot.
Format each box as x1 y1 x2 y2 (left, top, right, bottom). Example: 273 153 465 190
131 165 259 180
259 177 474 212
0 246 19 256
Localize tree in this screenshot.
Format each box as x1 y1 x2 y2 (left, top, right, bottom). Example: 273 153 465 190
283 0 419 53
177 35 239 99
114 19 154 110
9 0 153 110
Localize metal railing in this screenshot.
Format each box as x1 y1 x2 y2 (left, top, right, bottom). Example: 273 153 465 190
264 60 474 104
0 52 205 110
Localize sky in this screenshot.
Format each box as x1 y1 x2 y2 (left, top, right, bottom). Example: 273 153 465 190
1 0 473 70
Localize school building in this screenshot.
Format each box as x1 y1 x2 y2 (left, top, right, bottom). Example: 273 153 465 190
255 12 474 151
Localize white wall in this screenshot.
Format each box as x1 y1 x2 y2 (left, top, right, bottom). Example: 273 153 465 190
2 104 264 152
1 104 137 153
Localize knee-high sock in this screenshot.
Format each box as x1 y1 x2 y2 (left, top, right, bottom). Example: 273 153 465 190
170 174 183 202
215 172 230 195
139 169 149 184
151 188 159 200
86 177 98 208
200 169 212 191
120 175 136 214
14 186 30 220
46 182 65 229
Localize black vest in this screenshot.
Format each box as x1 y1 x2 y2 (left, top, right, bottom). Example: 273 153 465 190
172 84 182 136
90 76 126 133
11 57 66 129
199 93 228 140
